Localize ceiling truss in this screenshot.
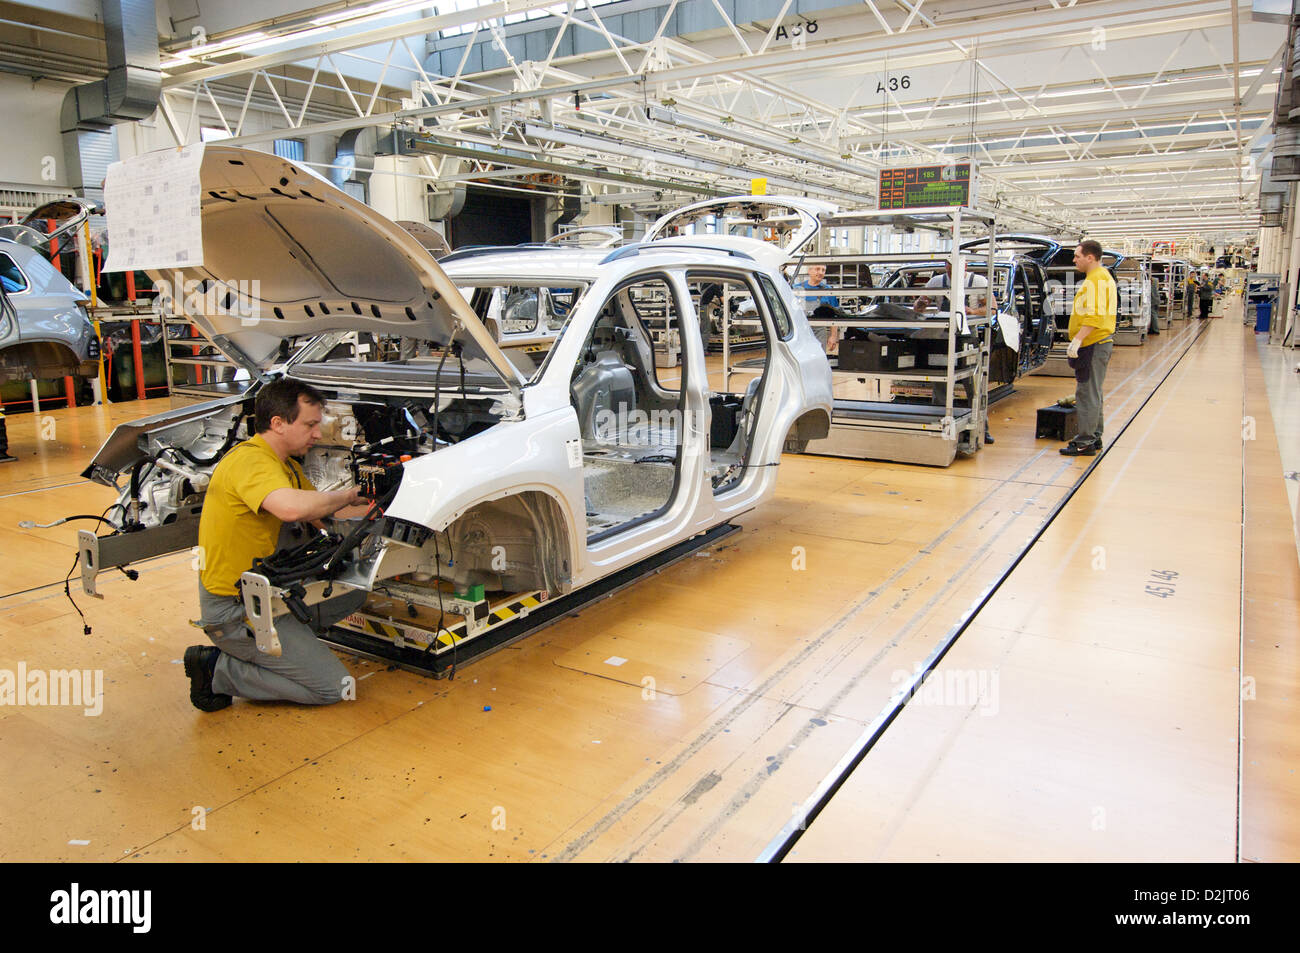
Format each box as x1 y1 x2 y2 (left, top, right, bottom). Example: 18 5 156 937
151 0 1279 241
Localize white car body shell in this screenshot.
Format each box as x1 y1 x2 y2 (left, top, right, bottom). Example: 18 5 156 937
86 147 833 599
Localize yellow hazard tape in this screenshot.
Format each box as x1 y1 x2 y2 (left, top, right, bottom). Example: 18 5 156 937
342 591 546 651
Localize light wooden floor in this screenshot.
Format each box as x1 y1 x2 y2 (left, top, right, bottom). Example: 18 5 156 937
1240 327 1300 863
0 318 1252 862
789 315 1300 862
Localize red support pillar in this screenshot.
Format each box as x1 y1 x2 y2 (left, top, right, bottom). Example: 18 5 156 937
64 376 76 408
190 324 203 386
131 319 146 401
126 270 137 302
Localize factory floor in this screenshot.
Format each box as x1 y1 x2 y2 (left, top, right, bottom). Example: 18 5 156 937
788 312 1299 863
0 309 1294 862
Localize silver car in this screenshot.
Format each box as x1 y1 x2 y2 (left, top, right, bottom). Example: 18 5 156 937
0 199 100 385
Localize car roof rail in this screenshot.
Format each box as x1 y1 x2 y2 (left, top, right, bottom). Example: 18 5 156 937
600 242 756 265
438 243 563 264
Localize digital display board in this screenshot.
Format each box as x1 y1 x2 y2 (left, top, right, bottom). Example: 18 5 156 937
877 163 973 210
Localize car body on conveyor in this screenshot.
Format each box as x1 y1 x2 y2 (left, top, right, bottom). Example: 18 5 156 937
0 199 101 386
960 232 1154 353
76 146 832 643
642 195 839 351
881 251 1054 396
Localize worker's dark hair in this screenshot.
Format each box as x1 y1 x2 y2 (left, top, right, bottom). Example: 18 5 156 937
255 377 326 433
1077 239 1104 261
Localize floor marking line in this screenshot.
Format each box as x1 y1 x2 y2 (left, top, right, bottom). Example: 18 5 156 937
0 480 84 500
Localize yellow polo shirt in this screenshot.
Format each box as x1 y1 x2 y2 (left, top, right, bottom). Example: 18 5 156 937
197 434 314 595
1070 265 1117 347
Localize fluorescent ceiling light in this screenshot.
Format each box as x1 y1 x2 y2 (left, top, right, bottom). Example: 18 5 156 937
312 0 431 27
232 27 332 53
178 31 268 59
162 0 430 69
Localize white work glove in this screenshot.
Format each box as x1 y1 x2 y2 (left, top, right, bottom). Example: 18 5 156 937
1066 338 1081 359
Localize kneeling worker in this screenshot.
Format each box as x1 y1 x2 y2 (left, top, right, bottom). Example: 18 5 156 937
1061 240 1117 457
185 378 370 712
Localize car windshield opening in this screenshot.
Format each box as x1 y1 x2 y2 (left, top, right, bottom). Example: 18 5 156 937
458 280 588 382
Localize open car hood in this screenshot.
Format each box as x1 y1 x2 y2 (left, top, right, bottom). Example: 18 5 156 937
960 233 1123 270
396 220 451 259
644 195 837 259
0 197 101 250
122 146 522 393
960 233 1060 261
545 225 624 248
645 234 791 272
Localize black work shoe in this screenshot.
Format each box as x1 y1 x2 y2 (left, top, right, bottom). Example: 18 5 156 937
0 454 16 464
183 645 232 712
984 430 995 445
1059 440 1099 457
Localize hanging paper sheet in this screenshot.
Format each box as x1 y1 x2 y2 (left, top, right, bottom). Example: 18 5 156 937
103 144 205 273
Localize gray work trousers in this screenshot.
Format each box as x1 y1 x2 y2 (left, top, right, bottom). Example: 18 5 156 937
197 582 366 705
1073 339 1113 445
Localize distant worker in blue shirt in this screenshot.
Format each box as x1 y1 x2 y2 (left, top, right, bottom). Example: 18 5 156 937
794 264 840 350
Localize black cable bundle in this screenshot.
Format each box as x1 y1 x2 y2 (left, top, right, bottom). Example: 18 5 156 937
172 412 244 467
250 531 347 587
430 334 455 447
251 478 402 588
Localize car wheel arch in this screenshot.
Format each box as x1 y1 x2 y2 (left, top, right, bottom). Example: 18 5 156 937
385 485 581 597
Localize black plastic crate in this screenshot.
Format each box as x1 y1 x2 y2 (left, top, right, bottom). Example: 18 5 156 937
1036 404 1079 441
910 337 979 370
838 337 917 373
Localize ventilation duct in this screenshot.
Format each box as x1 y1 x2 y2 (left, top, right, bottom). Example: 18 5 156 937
1254 0 1300 23
553 179 584 230
1260 153 1289 225
425 157 467 221
333 127 380 203
1273 125 1300 180
60 0 160 206
427 186 467 221
1292 26 1300 122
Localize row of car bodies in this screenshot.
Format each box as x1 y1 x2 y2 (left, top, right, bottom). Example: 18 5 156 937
76 156 1170 624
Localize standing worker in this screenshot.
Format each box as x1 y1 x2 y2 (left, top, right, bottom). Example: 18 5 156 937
1061 240 1116 457
1197 270 1214 319
1184 269 1196 319
185 378 371 712
793 263 841 351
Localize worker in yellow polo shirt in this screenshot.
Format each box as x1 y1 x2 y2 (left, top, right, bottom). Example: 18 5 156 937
1061 239 1117 457
185 378 369 712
